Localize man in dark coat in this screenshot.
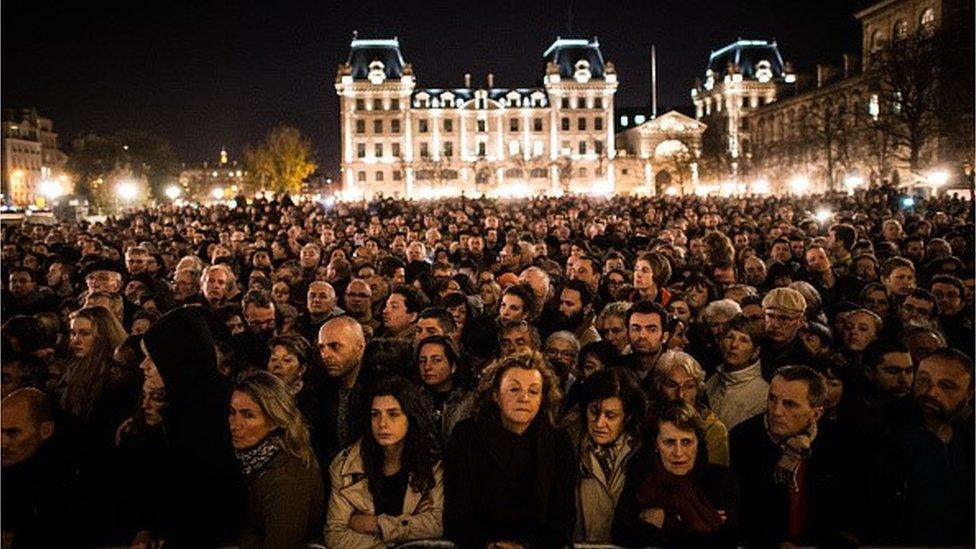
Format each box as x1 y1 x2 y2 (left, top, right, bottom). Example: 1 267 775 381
316 315 373 468
730 365 845 548
850 348 974 546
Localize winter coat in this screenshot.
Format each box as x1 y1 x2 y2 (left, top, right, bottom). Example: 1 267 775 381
240 451 325 549
705 361 769 431
444 406 577 549
575 434 638 542
326 440 444 548
142 306 244 546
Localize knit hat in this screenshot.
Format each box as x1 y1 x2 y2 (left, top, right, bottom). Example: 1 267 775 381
762 287 807 316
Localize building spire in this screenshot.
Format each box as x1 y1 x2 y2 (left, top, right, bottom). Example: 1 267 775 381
220 147 228 165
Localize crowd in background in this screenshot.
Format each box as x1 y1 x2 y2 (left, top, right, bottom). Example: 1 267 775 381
1 185 973 548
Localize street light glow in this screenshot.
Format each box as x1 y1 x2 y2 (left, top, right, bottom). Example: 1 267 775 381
211 187 225 199
844 175 863 188
789 176 810 194
38 180 64 199
164 185 181 200
751 180 770 194
927 171 950 186
815 209 832 222
116 182 137 200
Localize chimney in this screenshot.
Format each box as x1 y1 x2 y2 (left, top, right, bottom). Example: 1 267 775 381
487 73 494 88
816 64 825 88
464 73 471 87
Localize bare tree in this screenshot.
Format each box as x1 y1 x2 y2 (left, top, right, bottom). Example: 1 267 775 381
861 32 944 172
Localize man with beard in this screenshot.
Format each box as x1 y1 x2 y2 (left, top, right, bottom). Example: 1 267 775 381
627 300 670 382
555 279 600 347
242 289 277 342
853 348 974 546
861 339 913 405
342 278 380 334
317 316 371 466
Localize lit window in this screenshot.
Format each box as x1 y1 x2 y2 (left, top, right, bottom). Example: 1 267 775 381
634 115 646 124
620 116 629 126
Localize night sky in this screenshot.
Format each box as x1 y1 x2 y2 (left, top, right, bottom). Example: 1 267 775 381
3 0 871 174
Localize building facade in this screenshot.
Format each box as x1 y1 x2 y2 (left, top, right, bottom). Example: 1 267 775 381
707 0 973 194
614 110 706 195
1 108 69 206
178 148 249 201
334 37 618 199
691 40 797 183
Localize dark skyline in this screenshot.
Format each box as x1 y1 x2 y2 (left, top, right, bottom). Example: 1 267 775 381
3 0 870 173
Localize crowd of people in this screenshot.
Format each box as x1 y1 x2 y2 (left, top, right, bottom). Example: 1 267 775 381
1 185 973 548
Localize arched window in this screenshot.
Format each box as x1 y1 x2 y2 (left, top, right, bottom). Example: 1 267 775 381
870 29 886 51
893 19 909 41
920 8 936 34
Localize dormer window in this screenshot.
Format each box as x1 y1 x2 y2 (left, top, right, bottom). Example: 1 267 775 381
506 91 522 108
368 61 386 85
755 60 773 83
574 59 592 83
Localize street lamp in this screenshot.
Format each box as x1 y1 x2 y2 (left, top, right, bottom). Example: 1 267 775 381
927 170 950 187
815 209 832 223
789 176 810 194
164 185 181 200
38 180 64 199
211 187 225 200
116 181 138 201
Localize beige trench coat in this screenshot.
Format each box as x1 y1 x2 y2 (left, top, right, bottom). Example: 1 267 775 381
325 440 444 548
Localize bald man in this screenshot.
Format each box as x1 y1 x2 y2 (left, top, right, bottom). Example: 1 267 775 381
2 389 79 547
295 281 344 344
317 316 371 463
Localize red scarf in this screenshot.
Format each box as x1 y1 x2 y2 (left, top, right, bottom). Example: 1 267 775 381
635 456 723 535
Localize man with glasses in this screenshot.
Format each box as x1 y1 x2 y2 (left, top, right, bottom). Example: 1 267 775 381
760 287 812 380
342 278 379 334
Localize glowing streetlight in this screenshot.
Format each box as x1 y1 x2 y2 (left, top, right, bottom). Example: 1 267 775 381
38 180 64 199
164 185 181 200
751 180 770 194
211 187 225 200
665 186 679 196
844 175 863 189
116 182 138 200
815 209 833 223
789 176 810 194
927 170 950 187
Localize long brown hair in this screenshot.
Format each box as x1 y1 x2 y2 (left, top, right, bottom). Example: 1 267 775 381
62 306 126 420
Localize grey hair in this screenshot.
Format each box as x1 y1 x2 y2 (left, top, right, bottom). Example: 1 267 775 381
702 299 742 322
545 331 580 354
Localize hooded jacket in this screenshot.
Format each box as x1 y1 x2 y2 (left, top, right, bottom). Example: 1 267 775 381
142 306 244 546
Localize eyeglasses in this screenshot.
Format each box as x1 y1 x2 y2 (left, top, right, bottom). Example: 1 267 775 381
546 349 577 359
764 311 802 324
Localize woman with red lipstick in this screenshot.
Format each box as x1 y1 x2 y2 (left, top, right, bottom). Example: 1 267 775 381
612 401 738 548
230 371 325 548
326 376 443 548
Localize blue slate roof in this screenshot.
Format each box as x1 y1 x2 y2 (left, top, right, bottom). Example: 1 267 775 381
543 38 606 79
707 39 785 79
347 38 406 80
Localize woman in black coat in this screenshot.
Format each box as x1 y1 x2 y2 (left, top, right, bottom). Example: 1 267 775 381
134 306 244 547
612 400 738 549
445 351 577 549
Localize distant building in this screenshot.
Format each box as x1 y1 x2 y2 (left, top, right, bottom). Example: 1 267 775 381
698 0 973 194
615 110 707 195
1 108 69 206
334 36 619 199
691 40 797 183
178 147 248 200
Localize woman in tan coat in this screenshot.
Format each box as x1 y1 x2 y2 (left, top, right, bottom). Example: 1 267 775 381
326 376 443 548
575 367 647 543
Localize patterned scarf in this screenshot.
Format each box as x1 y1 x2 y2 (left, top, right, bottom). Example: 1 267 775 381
235 433 282 478
764 415 817 490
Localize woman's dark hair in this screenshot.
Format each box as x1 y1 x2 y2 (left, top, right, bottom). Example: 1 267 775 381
363 337 415 379
580 367 647 439
451 273 476 296
360 376 440 500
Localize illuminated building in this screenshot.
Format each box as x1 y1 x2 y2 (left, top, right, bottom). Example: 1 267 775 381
1 108 69 206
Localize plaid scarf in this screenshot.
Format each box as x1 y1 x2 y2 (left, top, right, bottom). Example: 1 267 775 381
764 415 817 490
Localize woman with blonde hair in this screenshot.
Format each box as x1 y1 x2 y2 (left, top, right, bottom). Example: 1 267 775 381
231 370 325 548
649 350 729 466
445 351 576 548
62 305 128 423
